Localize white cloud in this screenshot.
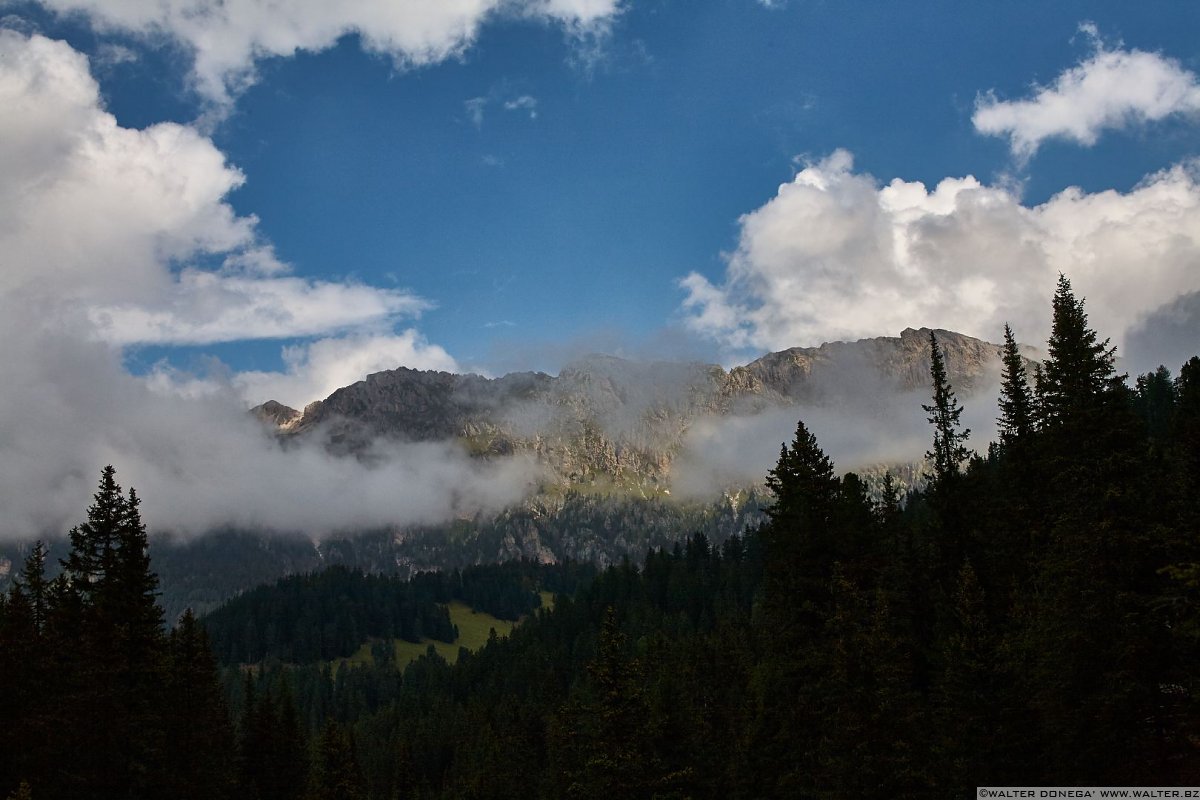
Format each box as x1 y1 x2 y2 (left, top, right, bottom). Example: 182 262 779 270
0 307 536 539
0 31 537 540
680 150 1200 357
503 94 538 118
29 0 622 107
89 272 430 346
465 96 488 127
974 26 1200 161
0 30 431 347
94 42 139 67
465 91 539 127
232 330 460 408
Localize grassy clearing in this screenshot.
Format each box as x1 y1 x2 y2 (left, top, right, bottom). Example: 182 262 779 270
335 601 518 672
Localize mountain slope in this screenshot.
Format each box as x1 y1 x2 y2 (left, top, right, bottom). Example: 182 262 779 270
252 328 1031 489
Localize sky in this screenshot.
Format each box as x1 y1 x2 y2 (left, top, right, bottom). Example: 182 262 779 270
0 0 1198 537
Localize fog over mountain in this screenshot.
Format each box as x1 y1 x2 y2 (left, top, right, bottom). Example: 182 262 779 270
249 326 1025 514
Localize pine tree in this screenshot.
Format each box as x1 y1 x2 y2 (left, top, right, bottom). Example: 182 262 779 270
62 465 124 598
762 419 842 593
1039 274 1118 424
760 418 844 630
997 323 1034 443
923 331 971 487
56 467 170 797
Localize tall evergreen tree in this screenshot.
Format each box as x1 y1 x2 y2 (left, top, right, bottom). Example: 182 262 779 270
923 331 971 487
997 323 1034 443
760 418 845 633
62 465 124 597
1039 274 1119 424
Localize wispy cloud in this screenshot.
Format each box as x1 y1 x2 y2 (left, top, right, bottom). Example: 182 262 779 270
465 96 488 128
974 23 1200 162
464 91 540 127
503 95 538 118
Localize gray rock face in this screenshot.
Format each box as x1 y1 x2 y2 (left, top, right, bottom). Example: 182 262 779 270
250 400 302 430
250 328 1031 487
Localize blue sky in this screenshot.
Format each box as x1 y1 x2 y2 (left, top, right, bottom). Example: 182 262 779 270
2 0 1199 408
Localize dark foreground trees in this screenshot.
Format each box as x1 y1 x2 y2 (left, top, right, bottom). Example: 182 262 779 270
0 467 238 800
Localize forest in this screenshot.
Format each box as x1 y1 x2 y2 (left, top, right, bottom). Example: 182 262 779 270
1 274 1199 798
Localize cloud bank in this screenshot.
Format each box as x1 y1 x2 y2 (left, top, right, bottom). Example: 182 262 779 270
680 150 1200 360
974 25 1200 161
0 30 534 539
30 0 622 107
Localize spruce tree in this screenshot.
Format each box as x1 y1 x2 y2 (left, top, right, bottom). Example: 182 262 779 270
764 420 839 533
923 331 971 486
760 418 843 623
62 465 124 598
997 324 1034 443
1039 274 1118 424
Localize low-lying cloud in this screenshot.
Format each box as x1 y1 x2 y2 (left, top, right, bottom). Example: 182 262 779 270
0 305 538 540
673 378 1004 499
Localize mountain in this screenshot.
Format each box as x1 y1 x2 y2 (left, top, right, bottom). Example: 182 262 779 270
252 328 1030 490
0 329 1030 620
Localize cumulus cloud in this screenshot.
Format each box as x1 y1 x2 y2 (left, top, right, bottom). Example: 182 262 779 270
680 150 1200 360
0 30 423 345
30 0 622 107
974 24 1200 161
0 30 534 539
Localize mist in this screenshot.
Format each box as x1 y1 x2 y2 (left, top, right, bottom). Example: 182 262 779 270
1124 290 1200 378
0 301 540 541
672 365 1004 498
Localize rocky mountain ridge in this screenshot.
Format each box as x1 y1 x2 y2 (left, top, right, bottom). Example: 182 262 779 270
253 328 1031 490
